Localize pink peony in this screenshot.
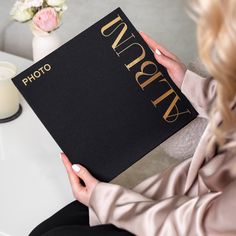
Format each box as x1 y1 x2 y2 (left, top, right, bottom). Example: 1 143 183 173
32 7 59 32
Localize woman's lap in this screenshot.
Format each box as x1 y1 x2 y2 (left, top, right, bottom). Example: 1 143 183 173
29 201 89 236
29 200 132 236
42 225 132 236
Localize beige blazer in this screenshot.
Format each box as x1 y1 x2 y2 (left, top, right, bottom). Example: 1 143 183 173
88 70 236 236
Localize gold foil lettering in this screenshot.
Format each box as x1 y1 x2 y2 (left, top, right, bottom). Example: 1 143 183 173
22 78 28 86
100 16 192 123
151 79 190 122
117 43 145 70
115 33 135 53
38 67 45 74
135 61 163 90
101 14 136 56
34 71 41 78
101 15 123 37
22 64 52 86
27 74 35 82
44 64 51 71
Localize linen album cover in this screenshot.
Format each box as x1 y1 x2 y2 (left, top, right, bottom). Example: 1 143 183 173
12 7 198 181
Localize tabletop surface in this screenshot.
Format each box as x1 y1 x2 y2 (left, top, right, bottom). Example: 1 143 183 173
0 51 74 236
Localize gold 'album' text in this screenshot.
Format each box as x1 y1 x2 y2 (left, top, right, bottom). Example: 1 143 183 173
100 14 191 123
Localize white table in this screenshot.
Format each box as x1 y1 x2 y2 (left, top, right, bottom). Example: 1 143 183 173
0 52 74 236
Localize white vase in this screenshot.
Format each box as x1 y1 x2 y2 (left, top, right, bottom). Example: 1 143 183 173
32 30 60 62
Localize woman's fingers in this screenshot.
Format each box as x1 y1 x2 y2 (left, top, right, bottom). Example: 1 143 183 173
60 153 99 206
61 153 98 189
61 153 75 177
61 153 84 193
71 164 98 188
154 52 177 70
140 31 181 62
139 32 187 87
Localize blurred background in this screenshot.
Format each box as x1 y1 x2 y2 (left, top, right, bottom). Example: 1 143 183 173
0 0 198 63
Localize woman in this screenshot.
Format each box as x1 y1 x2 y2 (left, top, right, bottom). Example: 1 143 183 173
30 0 236 235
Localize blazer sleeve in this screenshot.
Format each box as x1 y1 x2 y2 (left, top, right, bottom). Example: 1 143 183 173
89 181 236 236
181 70 217 119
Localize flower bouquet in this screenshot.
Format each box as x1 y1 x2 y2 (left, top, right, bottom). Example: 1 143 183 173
10 0 68 61
10 0 67 32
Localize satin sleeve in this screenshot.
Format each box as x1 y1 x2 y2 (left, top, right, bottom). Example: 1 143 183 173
181 70 217 119
89 181 236 236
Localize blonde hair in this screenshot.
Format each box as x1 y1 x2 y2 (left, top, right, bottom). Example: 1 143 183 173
188 0 236 146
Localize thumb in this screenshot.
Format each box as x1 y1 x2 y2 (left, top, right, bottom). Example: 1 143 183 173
72 164 97 187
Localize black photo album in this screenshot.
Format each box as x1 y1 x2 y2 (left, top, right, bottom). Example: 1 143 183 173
12 8 198 181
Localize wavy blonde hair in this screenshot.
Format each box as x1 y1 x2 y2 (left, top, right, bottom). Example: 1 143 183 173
188 0 236 147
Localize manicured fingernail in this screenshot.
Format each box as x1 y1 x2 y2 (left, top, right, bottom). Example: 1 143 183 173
155 48 161 56
72 164 80 172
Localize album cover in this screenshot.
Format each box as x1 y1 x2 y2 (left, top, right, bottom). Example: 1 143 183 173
12 7 198 181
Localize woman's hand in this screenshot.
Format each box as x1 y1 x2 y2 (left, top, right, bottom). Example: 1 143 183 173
60 153 99 207
140 32 187 89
